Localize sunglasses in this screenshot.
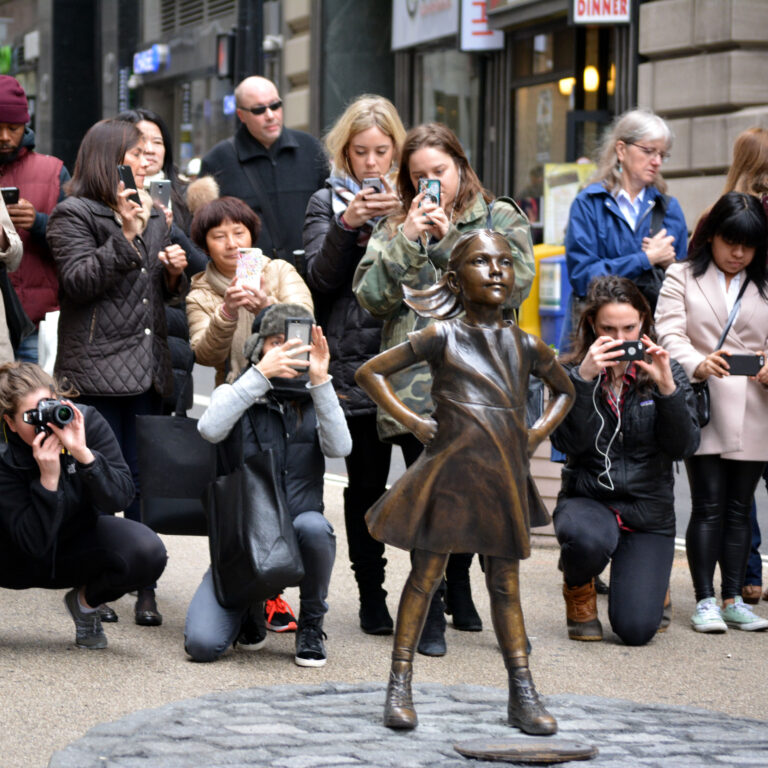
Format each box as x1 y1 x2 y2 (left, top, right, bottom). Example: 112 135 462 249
240 100 283 116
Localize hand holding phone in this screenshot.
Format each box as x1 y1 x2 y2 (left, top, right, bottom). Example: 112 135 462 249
284 317 313 362
236 248 264 288
614 340 645 361
117 165 142 206
726 352 765 376
149 179 171 208
418 178 441 206
1 187 19 205
362 177 383 194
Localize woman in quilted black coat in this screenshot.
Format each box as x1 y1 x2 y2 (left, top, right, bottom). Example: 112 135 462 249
46 119 187 625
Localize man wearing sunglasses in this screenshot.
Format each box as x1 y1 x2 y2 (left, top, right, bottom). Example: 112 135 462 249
200 76 328 269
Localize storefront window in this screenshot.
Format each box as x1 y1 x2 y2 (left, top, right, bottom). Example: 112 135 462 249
415 49 481 166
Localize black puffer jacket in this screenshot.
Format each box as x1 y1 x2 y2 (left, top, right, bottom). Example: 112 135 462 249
0 405 134 585
303 186 383 418
550 359 699 536
47 197 187 397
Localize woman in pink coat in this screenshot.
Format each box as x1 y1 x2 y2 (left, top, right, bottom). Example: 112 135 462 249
656 192 768 634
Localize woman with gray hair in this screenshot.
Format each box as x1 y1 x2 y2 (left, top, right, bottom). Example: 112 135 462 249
564 108 688 317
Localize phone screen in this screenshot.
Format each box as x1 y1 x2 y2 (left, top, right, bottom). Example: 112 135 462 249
284 318 312 362
418 178 441 206
117 165 142 206
0 187 19 205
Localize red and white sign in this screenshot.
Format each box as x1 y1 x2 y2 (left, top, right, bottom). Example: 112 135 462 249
461 0 504 51
572 0 631 24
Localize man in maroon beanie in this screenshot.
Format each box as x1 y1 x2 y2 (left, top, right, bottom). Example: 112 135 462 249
0 75 70 362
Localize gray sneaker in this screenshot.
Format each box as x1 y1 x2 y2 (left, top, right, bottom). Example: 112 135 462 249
64 589 108 649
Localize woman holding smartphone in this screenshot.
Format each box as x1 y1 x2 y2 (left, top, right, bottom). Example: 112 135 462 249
656 191 768 634
303 94 404 635
46 118 187 626
551 276 699 646
353 122 536 655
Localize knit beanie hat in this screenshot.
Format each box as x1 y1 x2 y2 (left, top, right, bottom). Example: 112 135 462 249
243 303 314 363
0 76 30 124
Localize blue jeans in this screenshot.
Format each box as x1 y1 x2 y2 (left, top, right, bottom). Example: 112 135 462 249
184 510 336 662
15 331 39 363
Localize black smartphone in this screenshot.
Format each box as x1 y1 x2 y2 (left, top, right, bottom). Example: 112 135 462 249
418 178 440 206
117 165 142 206
284 317 313 362
727 353 765 376
615 340 645 361
1 187 19 205
362 177 382 194
149 179 171 208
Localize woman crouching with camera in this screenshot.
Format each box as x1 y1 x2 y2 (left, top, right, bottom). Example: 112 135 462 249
550 276 699 645
0 362 167 649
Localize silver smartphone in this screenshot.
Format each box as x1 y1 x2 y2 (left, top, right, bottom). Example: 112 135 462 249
149 179 171 208
284 317 313 362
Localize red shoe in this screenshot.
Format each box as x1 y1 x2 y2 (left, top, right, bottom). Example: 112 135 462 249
265 595 297 632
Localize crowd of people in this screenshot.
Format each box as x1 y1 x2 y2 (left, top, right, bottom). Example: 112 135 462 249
0 69 767 728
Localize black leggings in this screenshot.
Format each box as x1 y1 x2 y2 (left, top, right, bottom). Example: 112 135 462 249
685 455 765 602
4 516 167 607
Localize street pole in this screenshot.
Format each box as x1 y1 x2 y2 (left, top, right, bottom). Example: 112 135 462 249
235 0 264 84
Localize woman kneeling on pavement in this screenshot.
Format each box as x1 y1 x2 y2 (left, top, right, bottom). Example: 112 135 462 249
550 276 699 645
184 304 351 666
0 362 167 649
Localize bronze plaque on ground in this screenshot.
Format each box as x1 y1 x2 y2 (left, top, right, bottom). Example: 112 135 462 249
454 737 598 764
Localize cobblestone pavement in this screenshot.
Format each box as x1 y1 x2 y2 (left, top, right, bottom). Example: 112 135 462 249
48 682 768 768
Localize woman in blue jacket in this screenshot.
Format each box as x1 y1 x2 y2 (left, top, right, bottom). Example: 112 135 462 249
564 109 687 324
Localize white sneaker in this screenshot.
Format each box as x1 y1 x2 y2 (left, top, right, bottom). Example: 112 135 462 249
691 597 727 633
721 597 768 631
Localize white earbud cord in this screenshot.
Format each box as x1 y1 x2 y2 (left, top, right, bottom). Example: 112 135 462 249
593 373 622 491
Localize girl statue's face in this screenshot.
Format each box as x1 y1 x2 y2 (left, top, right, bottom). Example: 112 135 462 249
452 239 515 307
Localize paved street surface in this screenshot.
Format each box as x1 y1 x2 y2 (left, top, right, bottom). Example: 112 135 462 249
2 479 768 767
48 684 768 768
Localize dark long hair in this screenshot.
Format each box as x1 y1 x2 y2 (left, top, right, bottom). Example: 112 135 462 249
65 119 141 208
687 191 768 298
388 123 492 230
117 108 191 233
563 275 656 393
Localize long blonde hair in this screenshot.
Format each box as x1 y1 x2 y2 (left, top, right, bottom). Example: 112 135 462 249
324 94 406 180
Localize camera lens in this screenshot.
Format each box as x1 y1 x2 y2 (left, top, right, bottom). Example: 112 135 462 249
54 405 74 426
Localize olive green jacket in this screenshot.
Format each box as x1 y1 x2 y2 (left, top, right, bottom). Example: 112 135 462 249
353 194 535 440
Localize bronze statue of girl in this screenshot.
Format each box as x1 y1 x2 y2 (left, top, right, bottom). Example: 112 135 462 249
356 229 575 735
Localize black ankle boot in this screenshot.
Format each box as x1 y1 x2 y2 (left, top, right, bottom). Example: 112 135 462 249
359 587 393 636
135 588 162 627
417 590 446 656
445 578 482 631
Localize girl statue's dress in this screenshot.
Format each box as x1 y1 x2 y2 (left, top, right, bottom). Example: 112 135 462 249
366 318 556 560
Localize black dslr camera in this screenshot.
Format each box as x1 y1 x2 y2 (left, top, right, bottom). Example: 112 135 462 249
22 399 74 435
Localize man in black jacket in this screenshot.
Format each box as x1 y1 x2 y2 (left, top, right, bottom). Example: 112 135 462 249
200 76 328 268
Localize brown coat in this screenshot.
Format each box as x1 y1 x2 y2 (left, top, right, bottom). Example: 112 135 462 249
655 260 768 460
186 256 313 386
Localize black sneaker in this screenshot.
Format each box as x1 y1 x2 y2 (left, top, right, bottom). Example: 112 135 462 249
235 604 267 651
64 589 107 649
295 619 327 667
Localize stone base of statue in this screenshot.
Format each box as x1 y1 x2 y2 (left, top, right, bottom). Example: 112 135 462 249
454 737 598 764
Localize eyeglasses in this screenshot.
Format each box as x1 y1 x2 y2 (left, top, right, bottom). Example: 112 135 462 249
240 100 283 116
626 142 670 163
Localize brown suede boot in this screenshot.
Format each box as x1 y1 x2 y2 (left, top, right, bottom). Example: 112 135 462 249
563 580 603 641
383 660 418 729
507 666 557 735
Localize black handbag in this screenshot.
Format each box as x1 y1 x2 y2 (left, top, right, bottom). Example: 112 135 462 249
690 277 750 428
0 263 34 350
691 380 711 428
137 386 216 536
206 413 304 609
633 194 669 313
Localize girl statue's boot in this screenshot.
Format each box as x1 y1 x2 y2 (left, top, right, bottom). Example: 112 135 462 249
384 660 417 729
507 665 557 735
